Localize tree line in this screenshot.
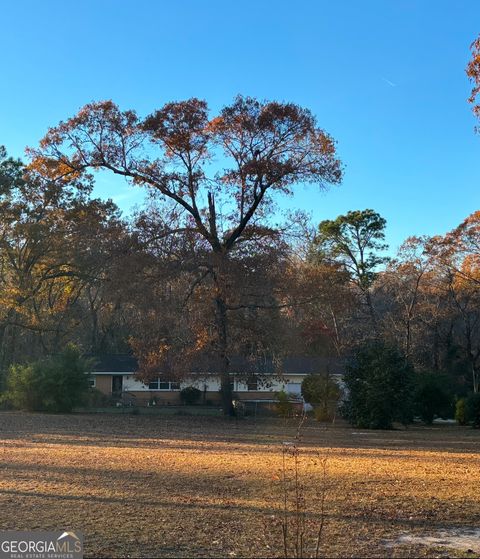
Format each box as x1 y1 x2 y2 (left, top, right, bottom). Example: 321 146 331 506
0 136 480 411
1 41 480 417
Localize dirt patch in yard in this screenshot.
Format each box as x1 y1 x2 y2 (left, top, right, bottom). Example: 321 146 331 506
0 412 479 557
389 528 480 554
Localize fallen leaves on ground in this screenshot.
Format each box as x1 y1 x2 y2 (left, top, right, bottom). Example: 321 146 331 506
0 412 478 558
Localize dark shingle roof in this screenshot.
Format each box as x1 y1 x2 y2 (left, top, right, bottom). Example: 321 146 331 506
89 354 344 375
87 354 138 373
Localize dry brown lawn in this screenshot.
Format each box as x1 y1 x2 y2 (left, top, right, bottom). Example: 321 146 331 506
0 411 479 558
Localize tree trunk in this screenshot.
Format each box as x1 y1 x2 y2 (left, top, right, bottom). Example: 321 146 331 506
472 362 478 394
404 318 411 358
215 293 235 416
432 328 439 371
364 289 378 336
0 309 16 372
212 255 235 416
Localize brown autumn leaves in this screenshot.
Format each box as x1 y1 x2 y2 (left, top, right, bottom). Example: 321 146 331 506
0 37 478 408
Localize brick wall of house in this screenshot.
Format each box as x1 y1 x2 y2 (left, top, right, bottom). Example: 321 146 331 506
126 391 225 406
122 390 283 405
95 375 112 395
234 391 279 400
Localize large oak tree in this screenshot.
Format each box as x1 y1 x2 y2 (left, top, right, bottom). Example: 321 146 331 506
29 96 342 414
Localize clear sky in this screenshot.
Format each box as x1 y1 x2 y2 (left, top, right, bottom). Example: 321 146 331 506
1 0 479 253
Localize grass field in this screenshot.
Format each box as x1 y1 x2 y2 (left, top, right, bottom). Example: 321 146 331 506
0 412 479 558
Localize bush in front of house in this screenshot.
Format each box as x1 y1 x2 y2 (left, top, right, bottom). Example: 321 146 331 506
301 373 340 422
84 387 110 408
275 390 294 417
180 386 202 405
454 393 480 427
465 392 480 427
4 344 91 413
455 397 467 425
314 406 335 422
413 373 454 424
342 341 414 429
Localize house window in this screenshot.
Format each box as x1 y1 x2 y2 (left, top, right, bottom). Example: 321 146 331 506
287 382 301 395
247 377 258 391
88 377 96 388
148 379 181 390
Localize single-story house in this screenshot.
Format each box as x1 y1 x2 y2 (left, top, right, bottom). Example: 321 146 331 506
88 354 344 406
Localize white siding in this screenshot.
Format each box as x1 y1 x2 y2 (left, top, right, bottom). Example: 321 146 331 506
99 373 312 394
184 376 221 391
123 376 149 391
121 375 222 392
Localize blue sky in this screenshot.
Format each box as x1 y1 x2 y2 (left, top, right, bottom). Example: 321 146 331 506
1 0 479 253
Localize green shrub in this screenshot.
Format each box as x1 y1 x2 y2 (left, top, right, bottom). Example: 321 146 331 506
5 363 42 411
275 390 294 417
84 387 110 408
343 341 414 429
465 393 480 427
413 373 454 424
180 386 202 405
302 372 340 422
314 405 336 422
4 344 91 413
455 398 467 425
301 373 340 405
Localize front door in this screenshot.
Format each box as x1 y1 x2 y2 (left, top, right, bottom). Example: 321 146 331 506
112 375 123 396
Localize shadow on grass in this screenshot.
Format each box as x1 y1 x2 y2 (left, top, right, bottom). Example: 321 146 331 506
0 411 479 455
0 484 477 535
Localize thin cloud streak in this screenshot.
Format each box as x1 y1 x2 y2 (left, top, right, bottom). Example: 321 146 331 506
382 77 397 87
